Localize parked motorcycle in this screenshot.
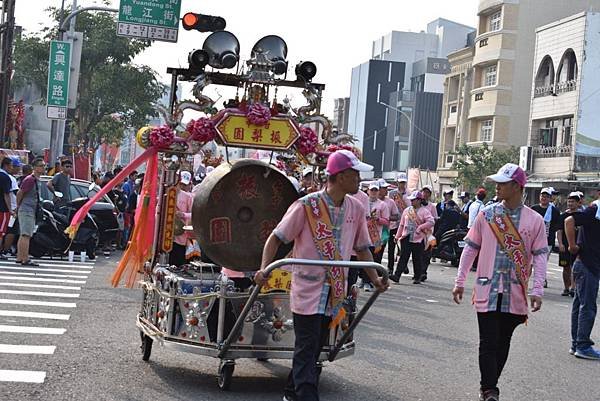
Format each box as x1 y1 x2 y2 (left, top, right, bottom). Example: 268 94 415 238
431 228 468 267
30 190 99 259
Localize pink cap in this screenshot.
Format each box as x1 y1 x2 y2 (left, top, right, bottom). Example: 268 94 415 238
325 150 373 176
486 163 527 187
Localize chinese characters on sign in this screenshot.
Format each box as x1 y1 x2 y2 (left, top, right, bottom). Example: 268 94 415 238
46 40 71 120
161 186 177 252
215 113 300 150
117 0 181 43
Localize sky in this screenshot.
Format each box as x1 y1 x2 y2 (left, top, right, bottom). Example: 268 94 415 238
16 0 478 117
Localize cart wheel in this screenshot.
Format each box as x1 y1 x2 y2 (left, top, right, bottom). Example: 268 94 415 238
218 361 235 391
140 333 152 361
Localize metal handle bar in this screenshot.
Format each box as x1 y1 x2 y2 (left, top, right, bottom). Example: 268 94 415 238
218 258 388 359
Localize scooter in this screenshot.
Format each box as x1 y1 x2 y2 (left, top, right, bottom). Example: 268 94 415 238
30 190 99 259
431 228 468 267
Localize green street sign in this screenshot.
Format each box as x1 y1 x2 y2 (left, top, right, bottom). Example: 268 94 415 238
117 0 182 43
46 40 71 120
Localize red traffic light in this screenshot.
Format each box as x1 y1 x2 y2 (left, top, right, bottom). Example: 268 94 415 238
181 12 226 32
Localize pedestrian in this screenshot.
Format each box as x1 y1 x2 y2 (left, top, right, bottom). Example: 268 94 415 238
468 188 487 229
564 198 600 359
1 157 20 257
299 167 314 197
436 189 454 216
169 171 193 267
556 192 581 297
459 191 472 229
47 159 72 206
420 185 438 273
16 158 46 266
0 158 14 260
452 163 547 401
378 178 400 275
531 187 561 288
363 182 390 291
389 172 410 273
254 149 388 401
122 170 138 199
390 190 434 284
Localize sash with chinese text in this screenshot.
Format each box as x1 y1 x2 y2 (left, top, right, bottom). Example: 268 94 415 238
303 193 346 328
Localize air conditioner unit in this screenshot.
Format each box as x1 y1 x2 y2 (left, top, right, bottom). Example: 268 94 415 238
519 146 533 171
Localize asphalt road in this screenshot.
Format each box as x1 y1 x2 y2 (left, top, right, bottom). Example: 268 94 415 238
1 252 599 401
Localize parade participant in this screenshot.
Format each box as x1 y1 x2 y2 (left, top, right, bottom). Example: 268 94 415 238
565 198 600 359
47 159 72 206
389 172 410 272
389 190 434 284
16 158 46 266
459 191 472 229
254 149 387 401
420 185 438 275
556 192 581 297
169 171 194 267
532 187 560 288
378 178 400 274
363 182 390 291
452 163 547 401
1 158 20 258
468 188 487 229
0 158 13 259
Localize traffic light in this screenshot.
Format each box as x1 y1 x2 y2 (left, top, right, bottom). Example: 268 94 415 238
182 12 226 32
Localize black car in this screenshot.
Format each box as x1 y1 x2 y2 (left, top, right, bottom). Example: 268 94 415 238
39 176 120 248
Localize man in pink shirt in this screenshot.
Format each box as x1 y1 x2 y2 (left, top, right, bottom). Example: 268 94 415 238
419 185 438 278
169 171 194 266
452 163 547 401
390 190 434 284
378 178 400 274
255 150 388 401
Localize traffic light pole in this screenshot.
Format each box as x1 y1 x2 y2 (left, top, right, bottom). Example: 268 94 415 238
0 0 16 146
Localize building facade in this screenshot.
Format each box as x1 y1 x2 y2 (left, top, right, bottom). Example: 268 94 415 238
525 11 600 201
332 97 350 134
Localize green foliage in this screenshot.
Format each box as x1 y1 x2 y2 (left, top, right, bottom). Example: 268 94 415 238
12 5 165 148
87 115 126 148
451 143 520 195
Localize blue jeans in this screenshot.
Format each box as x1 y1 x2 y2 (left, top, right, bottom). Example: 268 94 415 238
571 260 600 350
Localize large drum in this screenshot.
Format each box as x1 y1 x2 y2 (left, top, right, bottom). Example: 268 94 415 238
192 159 299 271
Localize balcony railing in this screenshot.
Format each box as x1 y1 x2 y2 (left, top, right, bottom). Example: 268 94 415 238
532 145 571 158
534 84 554 98
555 79 577 94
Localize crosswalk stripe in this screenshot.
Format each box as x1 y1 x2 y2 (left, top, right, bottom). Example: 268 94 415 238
0 310 70 320
0 261 94 270
0 282 81 291
0 324 66 335
0 275 85 284
0 299 76 308
0 344 56 354
0 266 92 274
0 271 88 279
5 257 95 266
0 289 79 298
0 370 46 383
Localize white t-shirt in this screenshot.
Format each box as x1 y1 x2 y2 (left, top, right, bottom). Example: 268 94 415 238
467 199 484 229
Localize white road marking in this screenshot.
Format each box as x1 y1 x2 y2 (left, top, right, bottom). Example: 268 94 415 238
0 282 81 291
0 289 79 298
0 370 46 383
0 299 76 308
0 344 56 354
5 257 95 266
0 266 92 274
0 271 88 279
0 324 66 335
0 310 70 320
425 299 439 303
0 275 85 284
0 261 93 270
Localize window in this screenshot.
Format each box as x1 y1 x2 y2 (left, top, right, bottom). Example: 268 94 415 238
484 64 497 87
489 10 502 32
479 38 488 47
450 105 457 113
480 120 493 142
475 93 484 101
563 117 573 146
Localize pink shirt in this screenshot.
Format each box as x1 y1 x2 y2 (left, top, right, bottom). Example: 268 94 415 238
383 197 400 230
421 202 438 220
455 203 548 315
396 206 434 243
174 190 193 246
367 198 390 239
351 189 369 212
273 191 371 315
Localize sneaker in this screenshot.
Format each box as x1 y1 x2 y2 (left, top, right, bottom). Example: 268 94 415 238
561 289 570 296
570 289 575 298
356 278 364 289
363 283 374 292
479 389 499 401
389 274 400 284
412 280 422 285
283 393 297 401
420 274 427 282
569 347 576 355
575 346 600 360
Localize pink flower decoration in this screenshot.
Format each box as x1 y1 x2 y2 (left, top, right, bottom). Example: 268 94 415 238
186 118 217 143
246 103 271 126
149 125 175 148
296 126 318 156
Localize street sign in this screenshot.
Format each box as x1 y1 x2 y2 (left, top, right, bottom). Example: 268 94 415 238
117 0 181 43
215 112 300 151
46 40 71 120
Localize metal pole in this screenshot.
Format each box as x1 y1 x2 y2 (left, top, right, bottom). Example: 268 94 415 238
0 0 16 145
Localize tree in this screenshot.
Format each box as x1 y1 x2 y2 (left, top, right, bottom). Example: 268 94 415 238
12 4 165 149
451 143 520 195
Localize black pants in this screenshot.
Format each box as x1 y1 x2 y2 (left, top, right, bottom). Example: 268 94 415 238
477 295 526 392
422 247 432 276
395 237 424 279
168 242 186 267
284 314 330 401
387 228 398 272
361 246 383 284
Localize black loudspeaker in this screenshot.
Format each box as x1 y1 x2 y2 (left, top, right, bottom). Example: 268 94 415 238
251 35 288 75
202 31 240 69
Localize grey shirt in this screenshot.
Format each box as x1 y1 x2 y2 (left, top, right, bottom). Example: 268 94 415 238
19 174 40 213
51 173 71 202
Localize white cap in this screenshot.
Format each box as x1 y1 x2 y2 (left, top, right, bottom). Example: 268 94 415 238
377 178 390 188
302 167 313 177
443 189 454 195
368 182 380 190
421 185 433 192
548 186 557 194
180 171 192 185
396 172 408 182
540 187 553 195
568 191 582 199
407 190 423 200
486 163 527 186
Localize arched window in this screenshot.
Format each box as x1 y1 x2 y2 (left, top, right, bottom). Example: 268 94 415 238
556 49 578 94
534 56 554 97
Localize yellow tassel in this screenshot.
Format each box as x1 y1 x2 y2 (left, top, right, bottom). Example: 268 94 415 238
64 224 80 240
329 307 347 329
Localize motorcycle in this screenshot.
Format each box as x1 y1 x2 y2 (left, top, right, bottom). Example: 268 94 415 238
431 228 468 267
30 188 99 259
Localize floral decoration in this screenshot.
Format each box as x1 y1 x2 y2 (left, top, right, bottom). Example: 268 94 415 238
296 126 318 156
246 103 271 126
186 117 218 143
149 125 175 148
